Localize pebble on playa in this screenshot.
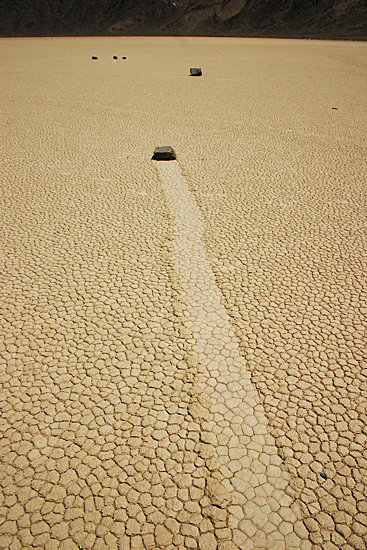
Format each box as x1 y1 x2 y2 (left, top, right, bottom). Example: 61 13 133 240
190 68 202 76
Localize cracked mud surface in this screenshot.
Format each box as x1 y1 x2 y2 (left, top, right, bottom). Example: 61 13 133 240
157 161 307 549
1 37 367 549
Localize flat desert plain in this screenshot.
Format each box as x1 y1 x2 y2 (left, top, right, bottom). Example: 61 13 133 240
1 37 367 550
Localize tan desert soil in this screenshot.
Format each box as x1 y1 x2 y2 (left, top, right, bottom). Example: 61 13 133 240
1 37 366 550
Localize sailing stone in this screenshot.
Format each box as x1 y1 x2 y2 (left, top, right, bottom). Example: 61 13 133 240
153 146 176 161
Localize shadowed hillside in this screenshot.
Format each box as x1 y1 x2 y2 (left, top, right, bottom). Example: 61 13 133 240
0 0 366 39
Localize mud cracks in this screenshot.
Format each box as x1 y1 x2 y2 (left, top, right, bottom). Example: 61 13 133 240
156 161 309 549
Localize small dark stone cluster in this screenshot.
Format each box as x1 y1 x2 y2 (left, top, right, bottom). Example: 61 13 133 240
91 56 127 60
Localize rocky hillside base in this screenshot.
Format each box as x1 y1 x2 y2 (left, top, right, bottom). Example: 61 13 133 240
0 0 366 39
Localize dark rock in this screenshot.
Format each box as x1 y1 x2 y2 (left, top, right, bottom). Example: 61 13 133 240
152 146 176 161
190 68 202 76
113 55 118 59
122 56 127 59
92 56 98 59
320 472 328 480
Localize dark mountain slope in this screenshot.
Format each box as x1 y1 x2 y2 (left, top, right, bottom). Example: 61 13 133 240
0 0 366 39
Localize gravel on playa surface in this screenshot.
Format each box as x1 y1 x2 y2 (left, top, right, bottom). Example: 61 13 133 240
1 37 366 550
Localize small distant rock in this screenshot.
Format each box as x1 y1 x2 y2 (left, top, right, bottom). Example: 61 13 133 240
122 56 127 59
92 56 98 60
113 55 118 59
190 68 202 76
320 472 328 480
152 146 176 161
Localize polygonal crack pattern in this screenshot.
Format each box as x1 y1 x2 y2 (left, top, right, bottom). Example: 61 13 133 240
177 120 367 549
157 161 310 550
0 152 217 547
1 36 366 550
